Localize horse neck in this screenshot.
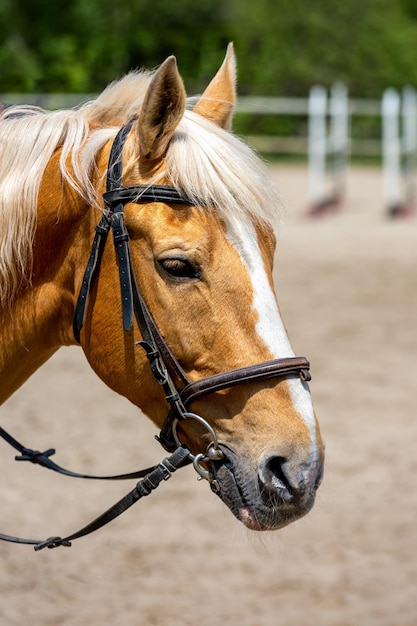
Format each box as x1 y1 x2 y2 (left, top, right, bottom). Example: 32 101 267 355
0 151 99 404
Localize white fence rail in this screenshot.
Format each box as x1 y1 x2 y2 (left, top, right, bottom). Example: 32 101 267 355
236 93 382 158
0 90 394 158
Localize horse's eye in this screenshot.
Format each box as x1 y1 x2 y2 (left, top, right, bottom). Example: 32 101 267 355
159 258 201 281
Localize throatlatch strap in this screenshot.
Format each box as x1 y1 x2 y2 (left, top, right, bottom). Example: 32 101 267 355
73 122 195 349
73 122 134 342
73 214 111 343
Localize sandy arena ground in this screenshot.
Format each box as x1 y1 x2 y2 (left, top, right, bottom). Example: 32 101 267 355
1 165 416 626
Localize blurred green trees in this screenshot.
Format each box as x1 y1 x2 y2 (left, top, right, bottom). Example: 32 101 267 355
1 0 417 95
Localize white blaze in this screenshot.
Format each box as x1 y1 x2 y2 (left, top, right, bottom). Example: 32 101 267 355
226 218 317 446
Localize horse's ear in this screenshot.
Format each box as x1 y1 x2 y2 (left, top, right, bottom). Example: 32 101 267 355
137 56 186 160
193 43 236 130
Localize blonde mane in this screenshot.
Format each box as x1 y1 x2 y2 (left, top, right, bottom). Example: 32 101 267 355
0 68 279 307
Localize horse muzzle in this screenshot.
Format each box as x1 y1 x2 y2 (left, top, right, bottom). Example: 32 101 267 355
210 445 323 531
169 411 323 531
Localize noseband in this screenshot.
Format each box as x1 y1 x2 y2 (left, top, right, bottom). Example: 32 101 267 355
0 121 311 550
73 120 311 459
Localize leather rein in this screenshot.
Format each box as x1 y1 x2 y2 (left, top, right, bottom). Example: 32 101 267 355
0 121 311 550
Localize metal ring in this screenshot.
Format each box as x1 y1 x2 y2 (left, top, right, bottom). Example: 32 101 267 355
193 453 212 481
172 412 220 451
171 412 224 484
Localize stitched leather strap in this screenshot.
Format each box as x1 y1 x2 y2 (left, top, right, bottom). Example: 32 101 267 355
73 125 191 387
180 357 311 406
158 357 311 451
34 445 190 550
103 185 194 207
112 208 135 331
0 446 190 550
0 426 160 481
106 120 134 191
73 214 111 342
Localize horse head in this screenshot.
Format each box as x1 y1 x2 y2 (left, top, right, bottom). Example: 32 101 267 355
0 45 324 532
76 46 324 530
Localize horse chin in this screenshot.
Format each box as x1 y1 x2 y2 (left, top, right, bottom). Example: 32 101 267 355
238 507 288 531
211 445 316 532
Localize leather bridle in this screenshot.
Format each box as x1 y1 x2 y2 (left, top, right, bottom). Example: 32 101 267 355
0 120 311 550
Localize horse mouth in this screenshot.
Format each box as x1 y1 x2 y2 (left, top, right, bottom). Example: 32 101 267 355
210 446 317 531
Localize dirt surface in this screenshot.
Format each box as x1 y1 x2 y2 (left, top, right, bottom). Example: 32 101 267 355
1 165 416 626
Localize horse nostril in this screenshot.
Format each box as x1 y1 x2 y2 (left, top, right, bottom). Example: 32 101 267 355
258 455 294 501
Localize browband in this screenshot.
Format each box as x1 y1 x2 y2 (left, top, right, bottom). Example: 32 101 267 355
103 185 195 208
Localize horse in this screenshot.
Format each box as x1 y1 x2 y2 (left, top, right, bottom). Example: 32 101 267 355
0 44 324 539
